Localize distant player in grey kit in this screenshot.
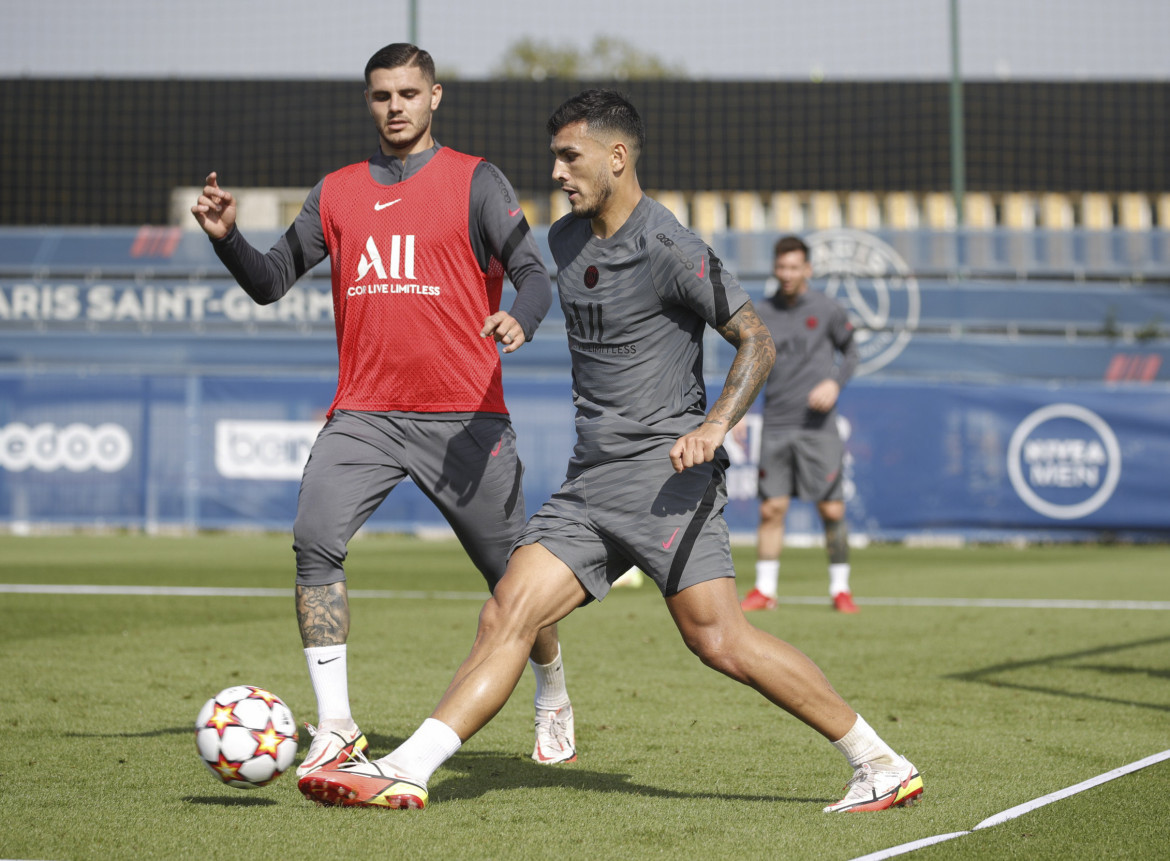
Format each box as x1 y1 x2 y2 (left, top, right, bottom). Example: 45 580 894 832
191 43 578 780
740 235 862 614
299 88 921 813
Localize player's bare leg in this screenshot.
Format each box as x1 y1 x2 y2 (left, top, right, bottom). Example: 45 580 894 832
744 495 789 610
433 543 586 740
667 576 919 810
667 576 856 739
758 496 790 563
298 545 585 808
529 622 560 664
818 500 857 613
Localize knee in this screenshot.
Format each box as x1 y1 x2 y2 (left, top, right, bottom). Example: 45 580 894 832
682 627 747 682
759 497 789 525
475 594 529 644
819 500 845 523
477 595 507 635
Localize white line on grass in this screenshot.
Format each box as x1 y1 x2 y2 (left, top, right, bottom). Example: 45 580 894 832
1 584 1168 610
971 748 1170 830
0 583 488 600
848 749 1170 861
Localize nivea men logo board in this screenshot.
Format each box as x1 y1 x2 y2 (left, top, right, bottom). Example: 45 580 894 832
1006 404 1122 520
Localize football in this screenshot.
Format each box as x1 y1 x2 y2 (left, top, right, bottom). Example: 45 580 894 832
194 685 299 789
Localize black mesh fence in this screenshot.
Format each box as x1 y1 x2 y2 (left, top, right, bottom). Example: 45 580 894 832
1 78 1166 226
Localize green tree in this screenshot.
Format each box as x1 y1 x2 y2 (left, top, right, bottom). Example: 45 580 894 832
493 35 686 80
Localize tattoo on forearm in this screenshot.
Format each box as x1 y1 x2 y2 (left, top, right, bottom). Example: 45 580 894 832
709 301 776 428
296 582 350 647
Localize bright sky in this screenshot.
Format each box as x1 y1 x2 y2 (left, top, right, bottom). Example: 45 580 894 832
5 0 1168 80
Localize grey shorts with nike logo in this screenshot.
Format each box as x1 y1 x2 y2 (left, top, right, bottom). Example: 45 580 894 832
514 447 734 601
294 409 525 589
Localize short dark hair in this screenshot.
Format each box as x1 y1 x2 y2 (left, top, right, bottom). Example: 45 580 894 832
546 88 645 156
773 235 810 261
364 43 435 86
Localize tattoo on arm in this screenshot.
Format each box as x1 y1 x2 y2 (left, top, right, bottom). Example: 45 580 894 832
706 301 776 429
296 582 350 647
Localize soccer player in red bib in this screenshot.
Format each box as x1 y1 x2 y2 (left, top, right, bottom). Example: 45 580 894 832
191 43 577 778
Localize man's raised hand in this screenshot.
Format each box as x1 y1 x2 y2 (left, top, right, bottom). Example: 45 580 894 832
190 172 236 240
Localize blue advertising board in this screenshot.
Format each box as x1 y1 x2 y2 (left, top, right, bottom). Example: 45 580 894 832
1 371 1166 540
721 380 1170 541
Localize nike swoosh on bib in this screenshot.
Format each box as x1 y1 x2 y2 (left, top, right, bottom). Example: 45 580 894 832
374 199 401 211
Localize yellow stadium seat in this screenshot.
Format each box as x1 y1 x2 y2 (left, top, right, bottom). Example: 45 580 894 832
922 192 956 228
845 192 881 229
808 192 842 230
962 193 996 228
882 192 919 229
1118 193 1152 230
1040 193 1075 229
690 191 726 238
768 192 804 231
1080 193 1112 230
728 192 766 230
1002 193 1037 229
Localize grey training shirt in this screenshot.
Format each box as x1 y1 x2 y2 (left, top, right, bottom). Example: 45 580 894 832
757 287 858 431
548 195 751 476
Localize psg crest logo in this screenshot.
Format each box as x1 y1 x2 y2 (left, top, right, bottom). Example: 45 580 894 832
584 265 599 288
805 229 920 376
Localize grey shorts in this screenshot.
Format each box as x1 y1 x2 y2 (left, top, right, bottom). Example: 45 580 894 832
294 410 525 588
515 448 735 601
757 426 844 502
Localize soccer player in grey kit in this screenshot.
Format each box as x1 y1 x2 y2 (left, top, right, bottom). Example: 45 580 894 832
301 89 921 813
191 43 577 778
740 235 862 614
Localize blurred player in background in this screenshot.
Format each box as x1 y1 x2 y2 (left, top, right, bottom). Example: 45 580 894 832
191 43 578 775
299 89 921 814
740 235 861 614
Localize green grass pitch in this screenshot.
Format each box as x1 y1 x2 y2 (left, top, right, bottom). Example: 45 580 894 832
1 534 1168 860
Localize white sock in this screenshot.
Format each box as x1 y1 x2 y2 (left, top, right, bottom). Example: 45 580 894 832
831 714 902 770
829 563 851 597
380 718 463 785
304 645 352 725
530 646 570 711
754 560 780 597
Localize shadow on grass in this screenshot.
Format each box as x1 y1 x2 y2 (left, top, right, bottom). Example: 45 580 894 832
947 634 1170 712
67 726 193 738
363 732 830 806
183 795 278 806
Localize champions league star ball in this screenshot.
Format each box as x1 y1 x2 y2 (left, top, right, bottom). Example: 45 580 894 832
195 686 299 789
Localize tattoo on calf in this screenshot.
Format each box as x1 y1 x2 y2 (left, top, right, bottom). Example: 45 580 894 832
296 582 349 647
825 519 850 565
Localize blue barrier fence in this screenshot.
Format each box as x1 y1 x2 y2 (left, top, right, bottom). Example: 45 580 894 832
2 226 1168 539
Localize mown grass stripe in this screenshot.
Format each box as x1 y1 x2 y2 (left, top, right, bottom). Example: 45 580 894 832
2 583 1166 610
